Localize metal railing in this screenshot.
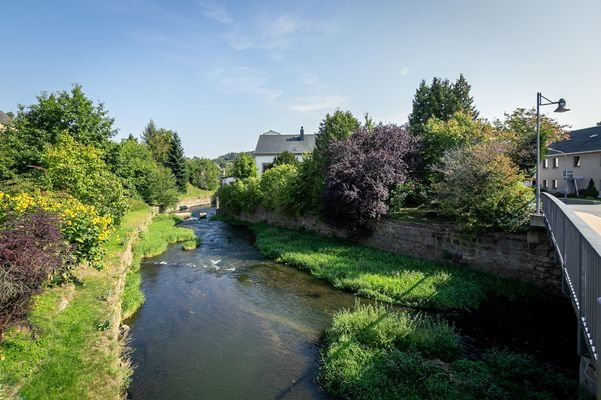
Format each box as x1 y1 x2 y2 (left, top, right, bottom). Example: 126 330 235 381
542 192 601 363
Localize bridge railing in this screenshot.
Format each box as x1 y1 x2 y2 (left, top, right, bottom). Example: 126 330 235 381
542 192 601 363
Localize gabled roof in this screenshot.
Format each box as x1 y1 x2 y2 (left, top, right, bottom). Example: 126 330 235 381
0 111 11 124
254 132 316 155
548 126 601 155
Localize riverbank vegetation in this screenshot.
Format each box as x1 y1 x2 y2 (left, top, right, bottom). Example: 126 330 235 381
218 74 567 235
252 224 529 310
0 199 153 400
0 85 208 398
321 304 583 400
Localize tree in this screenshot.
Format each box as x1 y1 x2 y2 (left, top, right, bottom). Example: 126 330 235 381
142 119 174 166
408 75 478 137
272 151 299 167
8 84 116 173
165 132 188 192
42 134 129 224
298 110 360 213
433 143 533 232
107 136 180 205
453 74 479 118
187 157 220 190
231 153 257 180
259 164 298 211
493 108 568 174
322 123 416 235
141 166 179 210
420 111 491 182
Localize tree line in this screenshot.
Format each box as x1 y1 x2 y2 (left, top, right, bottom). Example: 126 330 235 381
219 74 567 235
0 84 219 334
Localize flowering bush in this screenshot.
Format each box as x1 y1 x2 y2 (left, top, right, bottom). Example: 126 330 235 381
0 191 112 265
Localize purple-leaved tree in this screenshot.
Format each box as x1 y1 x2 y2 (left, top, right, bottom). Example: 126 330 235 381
322 123 416 235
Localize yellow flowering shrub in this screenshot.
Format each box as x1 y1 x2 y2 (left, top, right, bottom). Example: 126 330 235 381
0 191 112 266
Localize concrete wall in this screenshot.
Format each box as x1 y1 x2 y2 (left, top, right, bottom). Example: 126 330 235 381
228 207 561 290
541 151 601 195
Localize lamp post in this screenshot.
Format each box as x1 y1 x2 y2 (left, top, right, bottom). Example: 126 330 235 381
547 147 568 201
535 93 570 214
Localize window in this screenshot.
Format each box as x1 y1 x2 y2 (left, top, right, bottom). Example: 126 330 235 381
553 157 559 168
543 159 548 169
543 180 548 188
574 156 581 167
553 179 558 189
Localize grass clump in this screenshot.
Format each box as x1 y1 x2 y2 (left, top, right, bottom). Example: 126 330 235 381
251 224 529 310
182 238 200 251
134 214 196 258
321 304 583 400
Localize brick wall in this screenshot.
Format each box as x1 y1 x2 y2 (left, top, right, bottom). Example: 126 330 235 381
229 207 561 290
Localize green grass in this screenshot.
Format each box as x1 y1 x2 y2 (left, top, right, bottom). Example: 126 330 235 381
121 214 197 319
251 224 532 310
0 199 153 400
320 304 584 400
178 183 214 203
182 238 200 251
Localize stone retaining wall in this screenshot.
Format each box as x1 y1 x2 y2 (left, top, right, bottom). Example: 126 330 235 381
230 207 561 290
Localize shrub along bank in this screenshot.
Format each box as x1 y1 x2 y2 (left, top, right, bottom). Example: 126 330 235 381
251 224 530 310
0 202 197 399
321 304 583 400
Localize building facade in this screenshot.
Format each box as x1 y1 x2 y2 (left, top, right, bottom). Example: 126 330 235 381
540 125 601 195
253 127 315 175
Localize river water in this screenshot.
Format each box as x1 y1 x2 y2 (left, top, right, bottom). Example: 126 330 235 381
127 207 578 400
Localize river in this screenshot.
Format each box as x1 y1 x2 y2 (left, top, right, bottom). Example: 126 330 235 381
127 207 578 399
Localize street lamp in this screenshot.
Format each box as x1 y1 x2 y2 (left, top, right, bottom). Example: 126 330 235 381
535 93 570 213
547 147 568 201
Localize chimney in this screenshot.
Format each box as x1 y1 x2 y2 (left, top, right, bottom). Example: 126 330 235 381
300 126 304 141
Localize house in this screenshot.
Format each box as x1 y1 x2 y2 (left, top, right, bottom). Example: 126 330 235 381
253 127 315 174
0 111 11 129
540 125 601 195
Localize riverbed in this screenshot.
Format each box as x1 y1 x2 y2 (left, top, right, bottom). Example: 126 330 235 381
127 207 579 399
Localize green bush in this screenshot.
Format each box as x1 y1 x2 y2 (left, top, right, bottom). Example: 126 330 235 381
217 177 263 214
259 164 298 212
434 143 533 232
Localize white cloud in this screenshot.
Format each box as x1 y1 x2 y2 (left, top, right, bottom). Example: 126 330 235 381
300 73 319 86
401 67 409 76
289 96 346 113
197 0 233 24
224 30 254 50
207 66 283 101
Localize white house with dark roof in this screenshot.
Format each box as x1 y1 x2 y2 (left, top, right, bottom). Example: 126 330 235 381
540 125 601 195
253 127 315 174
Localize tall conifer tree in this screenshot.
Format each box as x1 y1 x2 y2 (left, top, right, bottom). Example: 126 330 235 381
166 132 187 192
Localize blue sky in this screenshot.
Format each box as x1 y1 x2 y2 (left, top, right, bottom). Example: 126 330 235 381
1 0 600 158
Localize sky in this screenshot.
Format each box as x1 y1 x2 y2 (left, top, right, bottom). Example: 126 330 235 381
1 0 600 158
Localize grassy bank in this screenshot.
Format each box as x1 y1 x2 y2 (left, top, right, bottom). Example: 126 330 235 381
321 304 583 400
121 214 197 319
0 199 153 400
0 203 197 399
178 183 214 203
251 224 530 310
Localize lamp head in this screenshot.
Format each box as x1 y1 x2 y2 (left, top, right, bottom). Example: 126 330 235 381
554 98 570 113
